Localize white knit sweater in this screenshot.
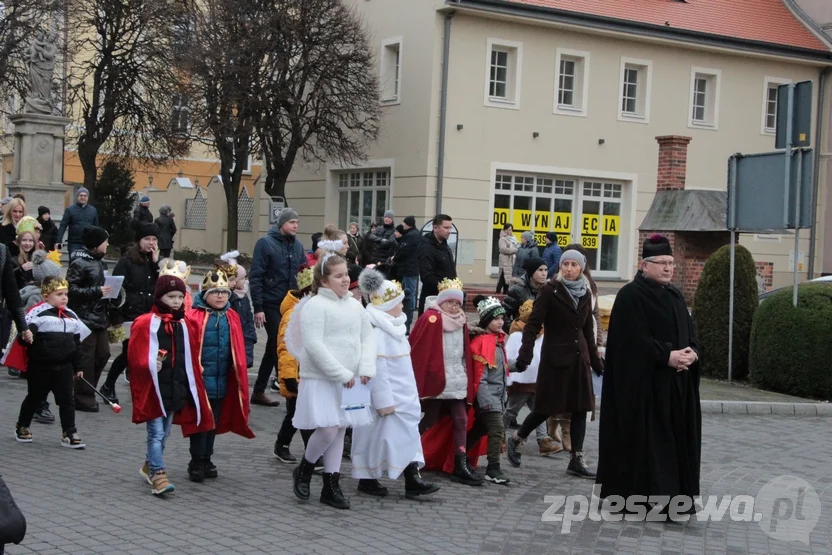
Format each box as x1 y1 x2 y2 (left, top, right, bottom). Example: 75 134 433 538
298 288 377 384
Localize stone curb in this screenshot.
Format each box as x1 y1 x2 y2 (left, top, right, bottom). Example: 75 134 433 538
700 400 832 416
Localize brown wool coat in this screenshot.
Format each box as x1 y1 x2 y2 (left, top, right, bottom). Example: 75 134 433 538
517 279 602 416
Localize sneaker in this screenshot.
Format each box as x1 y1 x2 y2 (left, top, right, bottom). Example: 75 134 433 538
61 431 86 449
150 470 175 495
8 368 20 378
139 463 153 485
99 384 118 404
15 426 32 443
33 402 55 424
484 464 511 485
313 457 325 474
506 434 524 467
269 378 280 393
204 459 218 479
274 443 297 463
508 418 519 429
187 459 205 482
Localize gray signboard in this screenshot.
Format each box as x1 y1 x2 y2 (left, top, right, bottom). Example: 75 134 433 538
775 81 812 149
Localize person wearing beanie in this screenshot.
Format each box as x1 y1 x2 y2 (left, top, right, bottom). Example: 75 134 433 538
394 224 405 239
67 225 111 412
502 256 547 331
100 224 161 404
131 196 154 236
128 274 214 496
596 234 701 516
511 231 539 285
389 215 423 332
36 206 58 251
507 240 603 481
56 188 99 256
154 205 177 258
542 232 563 280
410 278 482 486
184 270 254 482
366 209 397 265
403 215 416 228
250 206 303 407
350 268 441 499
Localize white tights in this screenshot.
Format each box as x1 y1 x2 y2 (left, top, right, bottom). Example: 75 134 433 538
303 426 346 473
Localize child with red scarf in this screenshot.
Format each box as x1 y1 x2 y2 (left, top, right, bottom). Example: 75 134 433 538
129 274 213 496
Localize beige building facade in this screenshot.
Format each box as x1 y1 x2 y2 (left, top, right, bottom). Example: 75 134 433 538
286 0 832 289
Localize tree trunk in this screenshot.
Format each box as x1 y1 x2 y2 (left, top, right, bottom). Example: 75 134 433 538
77 145 98 191
263 167 287 201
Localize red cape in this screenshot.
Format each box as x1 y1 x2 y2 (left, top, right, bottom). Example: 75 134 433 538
409 308 476 403
128 310 215 437
185 305 254 439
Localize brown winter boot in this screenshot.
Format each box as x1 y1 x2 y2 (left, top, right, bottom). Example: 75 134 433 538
557 417 572 453
538 437 564 456
547 418 561 444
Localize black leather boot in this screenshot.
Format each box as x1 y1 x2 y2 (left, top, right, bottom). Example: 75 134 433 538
187 459 205 482
567 451 596 479
403 462 441 499
321 472 350 509
451 453 484 486
357 478 388 497
292 457 316 500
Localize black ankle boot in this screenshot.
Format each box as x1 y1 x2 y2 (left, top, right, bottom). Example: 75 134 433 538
403 462 440 499
321 472 350 509
292 457 316 500
357 478 388 497
187 459 205 482
451 453 484 486
203 458 218 479
567 451 596 479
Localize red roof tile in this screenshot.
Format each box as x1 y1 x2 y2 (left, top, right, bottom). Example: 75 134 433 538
504 0 829 52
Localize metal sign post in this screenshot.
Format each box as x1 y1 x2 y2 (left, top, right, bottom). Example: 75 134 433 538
793 148 802 307
728 155 738 383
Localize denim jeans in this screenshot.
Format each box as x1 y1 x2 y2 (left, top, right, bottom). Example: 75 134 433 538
402 275 418 331
146 413 175 474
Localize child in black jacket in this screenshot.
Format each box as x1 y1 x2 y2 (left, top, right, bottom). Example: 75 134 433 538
14 276 88 448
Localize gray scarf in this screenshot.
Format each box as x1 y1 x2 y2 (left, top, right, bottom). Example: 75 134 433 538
560 275 588 308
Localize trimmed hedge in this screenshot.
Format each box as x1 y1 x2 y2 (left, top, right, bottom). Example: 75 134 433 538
749 282 832 398
692 244 758 380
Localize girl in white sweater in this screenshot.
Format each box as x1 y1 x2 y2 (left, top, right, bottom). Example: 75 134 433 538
290 252 376 510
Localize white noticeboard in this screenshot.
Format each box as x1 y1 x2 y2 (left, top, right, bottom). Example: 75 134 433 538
269 197 286 225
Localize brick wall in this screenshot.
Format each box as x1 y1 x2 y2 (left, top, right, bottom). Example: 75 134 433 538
755 261 774 292
656 135 692 191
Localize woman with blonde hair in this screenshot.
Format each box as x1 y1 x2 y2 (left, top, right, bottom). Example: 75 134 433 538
1 197 26 247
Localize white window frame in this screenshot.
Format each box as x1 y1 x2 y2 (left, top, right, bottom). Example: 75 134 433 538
687 67 721 130
617 57 652 124
761 76 791 136
553 48 590 117
171 93 190 135
380 37 403 105
484 38 523 110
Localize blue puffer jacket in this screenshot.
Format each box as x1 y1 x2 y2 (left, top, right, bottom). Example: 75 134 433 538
193 293 232 399
230 292 256 368
249 227 304 313
57 202 100 246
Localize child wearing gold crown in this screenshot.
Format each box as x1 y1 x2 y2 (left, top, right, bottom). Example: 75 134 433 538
350 268 441 499
184 269 255 482
12 276 89 448
409 277 482 486
215 251 257 370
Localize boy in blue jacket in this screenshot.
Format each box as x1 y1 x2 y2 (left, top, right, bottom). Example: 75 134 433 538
216 253 256 368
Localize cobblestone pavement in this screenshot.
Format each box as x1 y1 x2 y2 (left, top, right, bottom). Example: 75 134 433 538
1 332 831 554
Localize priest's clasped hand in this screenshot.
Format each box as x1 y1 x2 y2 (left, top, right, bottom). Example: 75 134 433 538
669 348 697 372
513 360 528 373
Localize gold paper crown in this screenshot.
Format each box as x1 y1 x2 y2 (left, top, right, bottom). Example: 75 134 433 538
215 251 239 278
202 269 230 292
215 262 237 278
159 258 191 282
518 299 534 322
41 277 69 297
296 267 314 292
46 250 62 265
16 216 40 236
437 277 464 292
371 280 403 306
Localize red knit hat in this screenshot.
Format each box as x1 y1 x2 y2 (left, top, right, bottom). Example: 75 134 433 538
154 275 188 300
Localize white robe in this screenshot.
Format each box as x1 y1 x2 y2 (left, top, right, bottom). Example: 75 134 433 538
351 306 424 480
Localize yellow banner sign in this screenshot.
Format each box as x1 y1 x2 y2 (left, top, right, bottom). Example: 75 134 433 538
580 235 599 249
492 208 572 233
581 214 620 236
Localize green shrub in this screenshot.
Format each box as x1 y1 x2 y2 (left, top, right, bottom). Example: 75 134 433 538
92 161 137 252
749 283 832 399
692 244 758 380
175 247 251 269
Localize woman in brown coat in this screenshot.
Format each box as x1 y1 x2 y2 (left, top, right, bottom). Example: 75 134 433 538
506 249 603 478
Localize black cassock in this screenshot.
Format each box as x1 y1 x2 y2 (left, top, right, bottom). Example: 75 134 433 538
597 271 701 501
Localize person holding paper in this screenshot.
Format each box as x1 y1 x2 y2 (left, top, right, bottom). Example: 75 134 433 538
67 225 112 412
289 252 376 510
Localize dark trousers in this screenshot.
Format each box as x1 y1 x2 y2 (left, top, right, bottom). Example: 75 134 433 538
0 309 11 354
496 271 510 294
276 396 313 447
402 275 417 332
518 411 587 453
103 338 129 389
419 398 467 453
253 305 281 394
466 409 505 466
160 249 172 258
189 398 224 461
74 329 110 408
18 364 76 434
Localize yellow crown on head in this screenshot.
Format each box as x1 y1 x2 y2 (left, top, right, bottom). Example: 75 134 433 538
41 277 69 297
201 269 230 292
216 250 239 279
371 280 403 306
159 258 191 282
438 277 464 292
296 266 314 292
518 299 534 322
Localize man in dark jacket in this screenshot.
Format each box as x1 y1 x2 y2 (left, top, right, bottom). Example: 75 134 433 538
131 196 154 231
249 208 304 406
67 225 112 411
366 210 397 265
418 214 456 315
392 216 422 330
36 206 58 251
57 189 100 256
154 205 177 258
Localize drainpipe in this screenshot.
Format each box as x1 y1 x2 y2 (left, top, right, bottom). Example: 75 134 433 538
435 10 455 216
808 67 830 278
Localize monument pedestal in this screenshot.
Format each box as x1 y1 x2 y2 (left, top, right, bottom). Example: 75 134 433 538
6 113 71 215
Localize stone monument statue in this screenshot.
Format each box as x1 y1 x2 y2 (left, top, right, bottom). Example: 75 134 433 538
24 28 58 115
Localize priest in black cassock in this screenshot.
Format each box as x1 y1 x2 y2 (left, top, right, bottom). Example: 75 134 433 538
596 234 701 513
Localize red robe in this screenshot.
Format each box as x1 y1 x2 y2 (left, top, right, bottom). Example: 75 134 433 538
185 305 254 439
410 309 485 472
128 308 215 437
